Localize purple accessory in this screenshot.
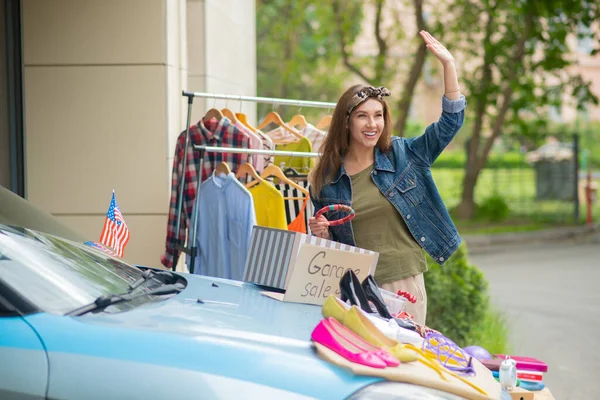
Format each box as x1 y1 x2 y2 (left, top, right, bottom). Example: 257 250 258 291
422 332 476 376
464 345 493 361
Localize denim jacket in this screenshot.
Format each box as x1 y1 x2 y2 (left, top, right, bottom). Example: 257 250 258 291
310 95 467 265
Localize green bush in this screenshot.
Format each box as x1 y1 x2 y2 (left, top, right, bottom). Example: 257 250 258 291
432 152 466 168
467 306 513 355
433 151 529 169
402 120 427 138
424 244 490 348
477 194 510 222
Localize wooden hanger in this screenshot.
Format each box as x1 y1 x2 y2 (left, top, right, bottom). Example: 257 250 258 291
316 115 332 130
288 114 308 129
215 161 231 176
258 111 303 140
221 108 239 124
236 113 255 131
246 164 309 197
236 112 272 143
235 163 265 187
203 108 223 122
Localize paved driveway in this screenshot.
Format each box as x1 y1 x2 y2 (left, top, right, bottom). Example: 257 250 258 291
470 232 600 400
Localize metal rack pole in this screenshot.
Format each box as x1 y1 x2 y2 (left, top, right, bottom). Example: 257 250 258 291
188 147 204 274
172 95 195 271
192 145 321 158
182 91 337 109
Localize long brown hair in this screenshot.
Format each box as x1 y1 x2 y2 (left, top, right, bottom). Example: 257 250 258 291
309 84 393 198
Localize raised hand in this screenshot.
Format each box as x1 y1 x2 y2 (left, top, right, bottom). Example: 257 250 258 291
419 30 454 65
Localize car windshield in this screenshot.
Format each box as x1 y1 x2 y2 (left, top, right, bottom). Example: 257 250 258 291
0 225 150 314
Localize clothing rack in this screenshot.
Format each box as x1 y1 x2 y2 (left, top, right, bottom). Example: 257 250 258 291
186 145 320 273
173 91 336 272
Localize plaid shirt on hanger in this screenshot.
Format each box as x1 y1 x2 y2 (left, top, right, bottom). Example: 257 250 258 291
161 117 249 270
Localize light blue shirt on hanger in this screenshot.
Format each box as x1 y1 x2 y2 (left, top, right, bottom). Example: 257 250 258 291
188 171 256 280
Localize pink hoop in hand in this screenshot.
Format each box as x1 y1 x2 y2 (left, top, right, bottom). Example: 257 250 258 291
315 204 356 226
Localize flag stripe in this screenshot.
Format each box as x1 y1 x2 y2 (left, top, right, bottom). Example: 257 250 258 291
99 192 130 258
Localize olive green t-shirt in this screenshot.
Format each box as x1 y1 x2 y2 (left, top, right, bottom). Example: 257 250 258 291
350 164 426 284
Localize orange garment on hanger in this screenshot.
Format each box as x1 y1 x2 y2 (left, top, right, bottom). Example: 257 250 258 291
287 197 308 234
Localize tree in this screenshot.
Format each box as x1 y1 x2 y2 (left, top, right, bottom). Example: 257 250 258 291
449 0 600 218
332 0 432 137
328 0 599 218
256 0 363 122
257 0 437 137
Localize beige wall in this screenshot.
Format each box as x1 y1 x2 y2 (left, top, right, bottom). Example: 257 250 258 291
22 0 257 270
184 0 257 128
169 0 257 163
167 0 257 272
22 0 187 268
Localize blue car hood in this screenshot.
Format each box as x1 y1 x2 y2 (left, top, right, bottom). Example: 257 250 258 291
91 274 327 343
26 274 382 399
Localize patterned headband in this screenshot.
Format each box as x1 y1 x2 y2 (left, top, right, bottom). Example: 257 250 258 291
347 86 391 115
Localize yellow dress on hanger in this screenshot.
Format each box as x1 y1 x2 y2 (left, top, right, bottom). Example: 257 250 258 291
248 182 288 230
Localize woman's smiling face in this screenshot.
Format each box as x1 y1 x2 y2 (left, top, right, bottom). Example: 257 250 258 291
347 99 385 151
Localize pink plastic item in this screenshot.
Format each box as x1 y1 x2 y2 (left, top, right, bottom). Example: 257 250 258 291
326 317 400 367
311 319 387 369
494 355 548 373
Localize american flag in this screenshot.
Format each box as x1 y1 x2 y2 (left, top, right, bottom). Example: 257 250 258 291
99 191 130 258
84 241 119 258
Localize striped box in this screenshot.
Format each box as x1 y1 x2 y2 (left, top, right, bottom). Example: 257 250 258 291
243 226 379 290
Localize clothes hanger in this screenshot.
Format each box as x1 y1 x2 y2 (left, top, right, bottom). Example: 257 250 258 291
203 108 223 122
236 112 272 144
247 164 309 197
258 111 303 140
215 161 231 176
236 114 274 155
316 115 332 130
235 113 256 131
202 97 223 122
235 162 265 187
288 114 308 129
220 99 238 124
283 167 308 180
221 108 239 124
237 112 269 137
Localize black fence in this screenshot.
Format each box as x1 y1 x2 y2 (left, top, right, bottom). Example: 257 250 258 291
433 135 587 226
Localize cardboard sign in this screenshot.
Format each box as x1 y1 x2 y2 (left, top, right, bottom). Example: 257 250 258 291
244 226 378 291
266 243 376 306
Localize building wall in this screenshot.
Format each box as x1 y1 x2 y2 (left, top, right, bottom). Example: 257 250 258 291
21 0 256 269
170 0 257 271
184 0 257 129
0 1 9 188
22 0 185 268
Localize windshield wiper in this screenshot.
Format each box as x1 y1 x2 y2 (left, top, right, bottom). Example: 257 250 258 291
129 269 175 290
64 283 184 317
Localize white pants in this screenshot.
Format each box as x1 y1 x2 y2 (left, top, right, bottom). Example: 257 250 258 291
380 273 427 325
